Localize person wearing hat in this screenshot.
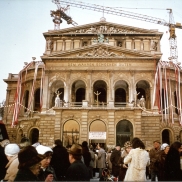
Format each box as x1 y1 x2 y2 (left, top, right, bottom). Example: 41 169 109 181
66 144 89 181
149 140 161 181
4 143 20 182
110 144 121 179
14 145 52 181
117 141 132 181
0 139 9 181
157 143 169 181
36 145 57 181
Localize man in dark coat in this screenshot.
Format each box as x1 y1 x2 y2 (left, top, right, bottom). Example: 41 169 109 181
149 140 161 181
0 139 9 181
66 144 89 181
50 139 70 181
110 145 121 178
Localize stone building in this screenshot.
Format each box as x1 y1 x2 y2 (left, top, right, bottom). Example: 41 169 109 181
3 19 182 148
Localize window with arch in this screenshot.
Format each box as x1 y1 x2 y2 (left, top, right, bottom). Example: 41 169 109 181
116 120 133 147
63 120 79 147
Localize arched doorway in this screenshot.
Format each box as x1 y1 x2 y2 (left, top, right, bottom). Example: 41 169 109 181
116 120 133 147
114 80 128 107
136 80 150 109
93 80 107 105
162 129 172 145
24 90 29 112
34 88 41 111
63 120 79 147
71 80 86 103
89 120 106 149
29 128 39 145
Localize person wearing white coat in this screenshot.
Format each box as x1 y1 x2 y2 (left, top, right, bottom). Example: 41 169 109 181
124 138 150 181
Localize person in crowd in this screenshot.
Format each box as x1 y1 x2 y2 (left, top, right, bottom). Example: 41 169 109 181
110 144 121 179
0 139 9 181
19 136 30 149
93 148 98 178
66 144 89 181
96 143 106 178
14 145 53 181
36 145 57 181
106 148 112 175
164 141 182 181
124 138 150 181
89 145 95 179
50 139 70 181
4 143 20 182
118 141 132 181
81 141 91 171
157 143 169 181
149 140 161 181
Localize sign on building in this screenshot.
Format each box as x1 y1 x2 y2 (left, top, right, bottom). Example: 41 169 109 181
89 132 106 139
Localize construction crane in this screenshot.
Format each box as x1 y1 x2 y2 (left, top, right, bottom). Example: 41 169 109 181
53 0 182 64
51 0 78 30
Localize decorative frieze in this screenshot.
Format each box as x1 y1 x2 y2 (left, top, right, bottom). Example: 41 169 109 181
77 47 125 57
67 25 141 34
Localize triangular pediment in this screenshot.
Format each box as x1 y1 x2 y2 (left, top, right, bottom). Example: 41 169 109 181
44 21 162 37
42 43 161 59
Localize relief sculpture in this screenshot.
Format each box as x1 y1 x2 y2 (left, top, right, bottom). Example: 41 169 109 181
68 25 141 34
77 47 125 57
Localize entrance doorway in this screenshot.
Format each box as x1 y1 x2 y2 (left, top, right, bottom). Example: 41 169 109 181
89 120 106 150
116 120 133 147
162 129 172 145
29 128 39 145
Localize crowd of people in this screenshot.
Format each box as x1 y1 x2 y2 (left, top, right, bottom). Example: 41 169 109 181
0 137 182 181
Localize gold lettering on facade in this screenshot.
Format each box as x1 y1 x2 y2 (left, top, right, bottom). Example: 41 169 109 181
65 63 131 67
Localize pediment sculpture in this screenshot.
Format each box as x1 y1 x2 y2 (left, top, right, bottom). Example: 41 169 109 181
77 47 125 57
68 25 141 34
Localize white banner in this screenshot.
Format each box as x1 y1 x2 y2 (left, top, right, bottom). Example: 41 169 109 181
89 132 106 139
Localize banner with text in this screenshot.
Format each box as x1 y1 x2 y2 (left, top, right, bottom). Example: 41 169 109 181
89 132 106 139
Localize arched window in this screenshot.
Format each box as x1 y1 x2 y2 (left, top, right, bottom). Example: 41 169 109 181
116 120 133 147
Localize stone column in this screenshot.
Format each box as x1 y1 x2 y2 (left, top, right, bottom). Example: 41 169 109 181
86 71 92 102
53 109 62 140
107 111 115 146
80 111 88 143
42 75 49 111
64 72 71 103
108 71 114 107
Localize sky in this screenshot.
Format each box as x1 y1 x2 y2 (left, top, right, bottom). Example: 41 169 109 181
0 0 182 103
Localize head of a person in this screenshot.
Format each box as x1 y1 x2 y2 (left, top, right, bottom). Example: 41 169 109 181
153 140 161 149
36 145 53 168
115 144 121 151
82 141 88 147
124 141 132 154
5 143 20 160
54 139 63 146
160 143 170 154
169 141 182 154
132 138 145 149
18 146 44 176
68 144 82 163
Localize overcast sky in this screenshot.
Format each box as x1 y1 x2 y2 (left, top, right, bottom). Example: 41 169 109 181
0 0 182 103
